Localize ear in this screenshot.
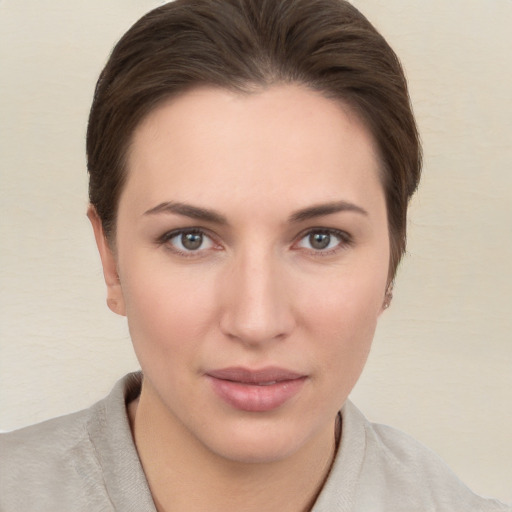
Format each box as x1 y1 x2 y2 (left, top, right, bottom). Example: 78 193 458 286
380 282 394 315
87 205 126 316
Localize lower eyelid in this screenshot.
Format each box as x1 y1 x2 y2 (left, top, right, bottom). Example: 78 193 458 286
157 228 351 255
296 229 352 246
159 228 224 256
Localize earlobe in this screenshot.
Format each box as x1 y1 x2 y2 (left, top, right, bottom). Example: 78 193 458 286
380 282 394 313
87 205 126 317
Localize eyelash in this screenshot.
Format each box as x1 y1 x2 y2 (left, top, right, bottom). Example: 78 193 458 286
156 228 220 258
292 227 353 257
156 227 353 257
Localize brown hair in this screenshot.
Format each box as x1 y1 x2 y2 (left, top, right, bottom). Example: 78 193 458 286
87 0 421 278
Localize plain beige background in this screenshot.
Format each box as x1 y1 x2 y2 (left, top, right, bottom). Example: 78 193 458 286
0 0 511 503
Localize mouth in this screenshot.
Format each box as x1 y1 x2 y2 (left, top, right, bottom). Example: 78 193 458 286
205 367 307 412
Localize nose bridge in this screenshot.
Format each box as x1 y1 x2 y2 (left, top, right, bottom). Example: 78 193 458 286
219 244 293 345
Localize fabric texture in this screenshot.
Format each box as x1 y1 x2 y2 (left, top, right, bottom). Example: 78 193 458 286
1 372 510 512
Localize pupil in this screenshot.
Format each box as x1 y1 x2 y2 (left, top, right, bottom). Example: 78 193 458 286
310 232 330 250
182 232 202 250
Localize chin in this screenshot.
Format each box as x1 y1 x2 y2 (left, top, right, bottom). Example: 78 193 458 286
209 436 303 465
197 414 327 465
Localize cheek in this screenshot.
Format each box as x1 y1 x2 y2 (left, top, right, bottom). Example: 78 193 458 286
308 292 378 366
299 265 386 381
119 261 219 361
300 259 386 331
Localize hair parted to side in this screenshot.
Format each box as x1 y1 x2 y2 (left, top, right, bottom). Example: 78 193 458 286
87 0 421 279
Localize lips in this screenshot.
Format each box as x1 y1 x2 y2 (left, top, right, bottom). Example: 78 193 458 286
206 367 307 412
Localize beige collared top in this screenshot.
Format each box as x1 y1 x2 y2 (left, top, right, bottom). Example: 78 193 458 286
1 373 510 512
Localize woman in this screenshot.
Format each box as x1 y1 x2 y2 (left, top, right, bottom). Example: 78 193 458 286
1 0 510 510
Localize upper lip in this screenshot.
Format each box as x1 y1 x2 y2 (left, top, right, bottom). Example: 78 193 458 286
206 366 305 384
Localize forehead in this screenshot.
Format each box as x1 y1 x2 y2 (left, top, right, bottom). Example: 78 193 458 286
122 84 383 215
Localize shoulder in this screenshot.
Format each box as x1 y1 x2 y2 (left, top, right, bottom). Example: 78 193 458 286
1 402 96 458
0 400 107 511
0 373 146 512
366 421 510 510
314 401 511 512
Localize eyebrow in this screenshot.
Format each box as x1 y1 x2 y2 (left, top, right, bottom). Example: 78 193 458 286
144 201 228 225
144 199 367 225
289 200 368 223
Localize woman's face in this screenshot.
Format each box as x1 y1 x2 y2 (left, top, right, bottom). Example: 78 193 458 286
92 85 390 463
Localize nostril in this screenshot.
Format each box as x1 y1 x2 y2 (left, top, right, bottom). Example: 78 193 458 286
219 304 295 345
218 257 296 344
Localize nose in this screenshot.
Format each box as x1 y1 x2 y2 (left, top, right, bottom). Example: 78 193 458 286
219 249 295 347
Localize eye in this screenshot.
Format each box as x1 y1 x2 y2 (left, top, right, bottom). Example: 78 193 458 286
295 229 351 253
161 229 216 254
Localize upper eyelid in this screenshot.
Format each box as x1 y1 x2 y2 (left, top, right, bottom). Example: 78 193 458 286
157 228 221 257
159 226 215 241
156 226 352 249
292 227 353 252
295 226 352 241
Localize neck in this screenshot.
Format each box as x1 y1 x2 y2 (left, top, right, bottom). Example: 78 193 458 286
129 378 340 512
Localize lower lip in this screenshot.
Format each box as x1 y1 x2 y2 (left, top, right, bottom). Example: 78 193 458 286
207 376 306 412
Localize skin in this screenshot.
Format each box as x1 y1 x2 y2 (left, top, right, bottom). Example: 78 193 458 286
89 84 390 511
